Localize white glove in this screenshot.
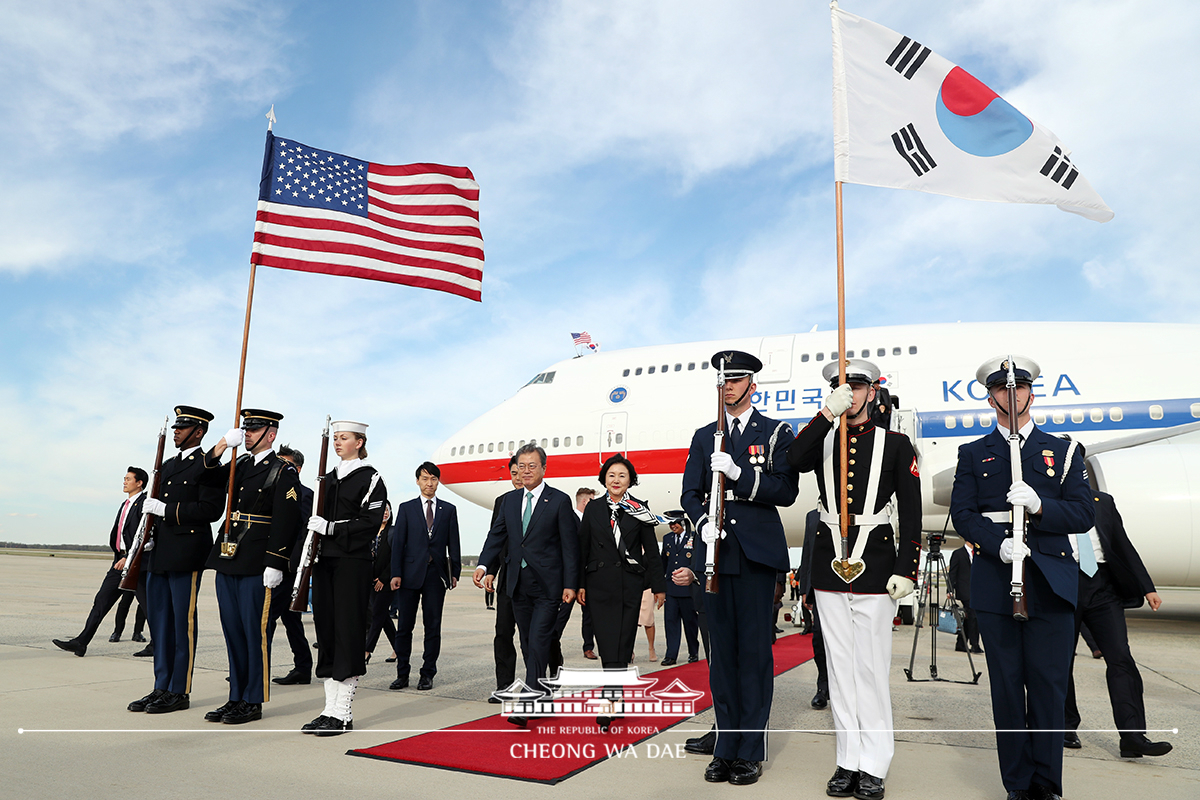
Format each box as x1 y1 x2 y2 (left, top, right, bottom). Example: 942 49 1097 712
142 497 167 517
825 383 854 417
999 537 1031 564
223 428 245 449
263 567 283 589
698 518 720 545
886 575 914 600
143 539 155 551
1006 480 1042 514
711 451 742 481
307 515 331 536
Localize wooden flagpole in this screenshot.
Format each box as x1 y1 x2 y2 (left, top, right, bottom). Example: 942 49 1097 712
221 263 258 539
835 180 850 569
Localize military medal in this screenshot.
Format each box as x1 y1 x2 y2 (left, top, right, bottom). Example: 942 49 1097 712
748 444 765 465
1043 450 1055 477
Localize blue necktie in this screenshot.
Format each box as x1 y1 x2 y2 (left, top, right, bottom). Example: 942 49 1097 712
1077 532 1098 577
520 491 533 568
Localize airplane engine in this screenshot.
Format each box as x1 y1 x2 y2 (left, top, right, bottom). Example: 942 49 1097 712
1088 442 1200 588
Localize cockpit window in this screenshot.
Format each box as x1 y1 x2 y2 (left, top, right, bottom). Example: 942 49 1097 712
524 371 557 386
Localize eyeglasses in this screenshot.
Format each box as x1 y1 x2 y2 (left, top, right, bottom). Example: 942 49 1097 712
515 463 542 472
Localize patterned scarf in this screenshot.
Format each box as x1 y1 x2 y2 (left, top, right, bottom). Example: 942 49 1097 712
606 494 668 526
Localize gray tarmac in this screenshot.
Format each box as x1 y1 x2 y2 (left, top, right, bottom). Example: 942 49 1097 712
3 552 1197 799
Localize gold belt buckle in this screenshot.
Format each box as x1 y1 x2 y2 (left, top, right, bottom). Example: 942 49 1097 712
231 511 242 523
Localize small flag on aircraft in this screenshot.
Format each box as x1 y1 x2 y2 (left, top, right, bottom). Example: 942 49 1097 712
252 132 484 300
831 4 1113 222
571 331 593 346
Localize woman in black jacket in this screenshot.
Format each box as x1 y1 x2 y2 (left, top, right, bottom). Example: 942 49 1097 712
577 454 666 669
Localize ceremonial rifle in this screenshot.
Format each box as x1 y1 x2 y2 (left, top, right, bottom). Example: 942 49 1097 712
120 416 169 591
705 358 726 594
1006 357 1030 622
291 415 330 612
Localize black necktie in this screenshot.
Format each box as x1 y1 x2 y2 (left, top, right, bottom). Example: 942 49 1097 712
730 417 742 452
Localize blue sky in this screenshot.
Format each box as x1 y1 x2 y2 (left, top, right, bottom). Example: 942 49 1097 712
2 0 1198 552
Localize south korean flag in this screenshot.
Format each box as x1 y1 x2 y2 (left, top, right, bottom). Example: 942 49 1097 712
832 3 1113 222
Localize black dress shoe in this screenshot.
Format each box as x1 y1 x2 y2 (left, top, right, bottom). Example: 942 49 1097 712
488 695 502 704
389 677 409 690
1006 791 1032 800
1027 784 1061 800
128 689 166 712
853 771 885 799
970 646 984 654
704 757 731 783
827 766 859 797
417 676 433 690
133 644 153 657
273 668 312 685
146 691 189 714
204 701 236 723
687 654 699 663
811 689 829 709
1063 730 1081 748
109 632 122 643
53 638 86 657
684 728 716 755
729 759 762 785
955 642 968 652
660 657 677 666
132 632 147 643
1119 733 1173 758
310 716 353 736
223 701 262 724
507 715 528 728
301 714 331 733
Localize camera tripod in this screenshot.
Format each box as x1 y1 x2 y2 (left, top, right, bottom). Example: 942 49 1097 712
903 533 982 684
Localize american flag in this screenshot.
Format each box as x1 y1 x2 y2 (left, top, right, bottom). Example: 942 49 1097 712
571 331 592 345
251 132 484 301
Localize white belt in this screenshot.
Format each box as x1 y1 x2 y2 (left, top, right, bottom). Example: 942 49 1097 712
819 509 891 528
983 510 1011 524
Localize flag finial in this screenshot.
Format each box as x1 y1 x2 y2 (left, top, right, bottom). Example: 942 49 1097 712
265 105 277 132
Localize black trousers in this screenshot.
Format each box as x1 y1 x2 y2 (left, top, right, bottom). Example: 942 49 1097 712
663 593 700 660
548 598 575 676
494 584 518 689
580 603 594 652
956 606 981 650
76 565 126 646
1064 565 1147 736
811 602 828 693
394 569 448 680
266 570 312 675
312 557 371 681
112 590 146 637
511 567 560 693
365 587 397 654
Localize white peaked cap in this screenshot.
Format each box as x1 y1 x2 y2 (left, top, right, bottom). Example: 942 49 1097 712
331 420 368 435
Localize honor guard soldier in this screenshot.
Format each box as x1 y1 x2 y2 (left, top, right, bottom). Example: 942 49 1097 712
301 420 387 735
202 408 302 725
659 511 700 665
950 356 1093 800
787 360 920 800
679 349 799 786
127 406 225 715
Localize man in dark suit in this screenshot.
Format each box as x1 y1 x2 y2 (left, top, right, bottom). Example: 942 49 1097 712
202 408 302 725
948 543 983 653
389 461 461 691
54 467 148 656
268 444 314 686
487 456 522 701
679 349 799 786
951 356 1094 800
659 511 700 666
1063 490 1170 758
474 443 579 722
127 406 226 714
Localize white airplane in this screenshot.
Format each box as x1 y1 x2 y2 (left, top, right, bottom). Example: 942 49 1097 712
433 322 1200 587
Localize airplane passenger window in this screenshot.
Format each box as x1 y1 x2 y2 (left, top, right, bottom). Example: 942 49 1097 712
509 441 515 451
831 352 839 360
1033 412 1046 425
1109 407 1123 422
674 364 682 371
944 416 956 429
1071 410 1085 423
801 353 809 362
635 368 643 375
701 361 709 369
893 347 901 355
615 433 623 444
519 440 525 447
562 435 570 448
648 366 656 374
540 438 548 447
553 438 559 447
816 352 824 361
1192 403 1200 418
877 348 885 357
1091 409 1104 422
576 436 583 446
451 447 456 456
623 369 630 377
662 364 669 373
1052 411 1065 424
479 443 484 453
469 445 475 454
1149 405 1164 421
688 362 696 370
980 415 993 427
909 346 917 354
488 443 494 453
962 414 974 428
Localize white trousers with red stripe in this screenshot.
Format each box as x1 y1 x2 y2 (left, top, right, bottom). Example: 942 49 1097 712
815 590 896 779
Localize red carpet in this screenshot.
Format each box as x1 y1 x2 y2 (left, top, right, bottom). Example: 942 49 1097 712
350 632 814 784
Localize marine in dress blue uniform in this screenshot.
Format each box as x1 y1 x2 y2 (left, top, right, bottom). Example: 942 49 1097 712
787 360 921 800
129 406 226 715
680 350 799 786
950 356 1094 800
202 408 302 725
659 511 700 665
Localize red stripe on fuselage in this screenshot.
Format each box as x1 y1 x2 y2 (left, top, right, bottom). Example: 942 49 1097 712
438 448 691 485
